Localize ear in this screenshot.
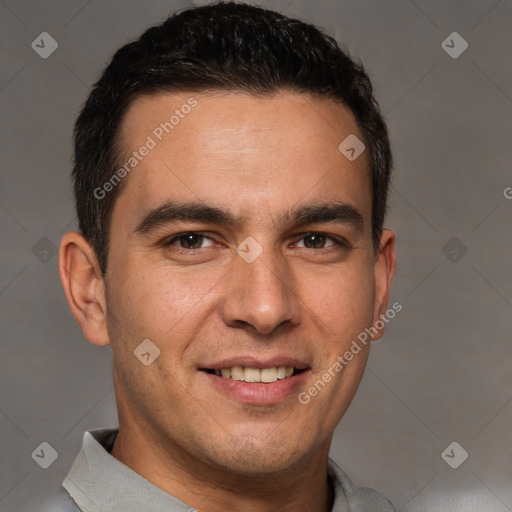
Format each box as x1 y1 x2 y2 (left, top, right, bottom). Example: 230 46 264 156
58 231 110 346
371 229 396 341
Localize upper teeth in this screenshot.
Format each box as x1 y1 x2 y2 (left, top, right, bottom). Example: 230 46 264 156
214 366 295 383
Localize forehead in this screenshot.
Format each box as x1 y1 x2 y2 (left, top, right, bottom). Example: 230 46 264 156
113 90 371 229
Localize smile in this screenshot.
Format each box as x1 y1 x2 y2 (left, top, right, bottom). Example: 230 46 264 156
203 366 306 383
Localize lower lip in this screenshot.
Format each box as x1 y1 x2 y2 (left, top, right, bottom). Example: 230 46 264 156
200 370 310 405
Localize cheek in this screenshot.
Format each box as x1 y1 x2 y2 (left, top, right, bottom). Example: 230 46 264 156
299 261 376 341
106 265 207 408
110 262 223 350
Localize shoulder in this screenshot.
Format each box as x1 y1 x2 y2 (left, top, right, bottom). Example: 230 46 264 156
328 457 396 512
40 485 81 512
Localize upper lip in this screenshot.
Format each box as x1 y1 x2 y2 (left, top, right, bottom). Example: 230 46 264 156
199 356 310 371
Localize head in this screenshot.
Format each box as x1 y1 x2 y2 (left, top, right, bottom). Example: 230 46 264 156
60 1 395 476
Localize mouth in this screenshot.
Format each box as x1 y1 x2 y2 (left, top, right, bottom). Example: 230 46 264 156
198 359 310 404
201 366 307 383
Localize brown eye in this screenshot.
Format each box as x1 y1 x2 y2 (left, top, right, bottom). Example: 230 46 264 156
302 233 328 249
293 232 351 252
164 232 215 250
296 232 347 250
176 233 204 249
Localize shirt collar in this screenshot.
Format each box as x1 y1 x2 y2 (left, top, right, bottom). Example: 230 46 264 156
63 427 378 512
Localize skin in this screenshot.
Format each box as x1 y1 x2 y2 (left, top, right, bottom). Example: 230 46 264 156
59 91 396 512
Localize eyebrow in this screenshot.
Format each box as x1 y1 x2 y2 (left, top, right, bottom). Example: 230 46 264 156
134 200 364 235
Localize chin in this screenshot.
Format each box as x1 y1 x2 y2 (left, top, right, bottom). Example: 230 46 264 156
200 431 314 475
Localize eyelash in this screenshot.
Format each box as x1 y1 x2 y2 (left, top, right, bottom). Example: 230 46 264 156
162 231 350 254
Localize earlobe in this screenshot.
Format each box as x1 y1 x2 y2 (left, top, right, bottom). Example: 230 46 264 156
371 229 396 341
58 231 110 346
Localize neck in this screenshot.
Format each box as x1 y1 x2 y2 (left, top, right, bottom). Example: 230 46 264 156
110 415 335 512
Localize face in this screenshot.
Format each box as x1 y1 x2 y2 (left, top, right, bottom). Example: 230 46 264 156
81 91 394 474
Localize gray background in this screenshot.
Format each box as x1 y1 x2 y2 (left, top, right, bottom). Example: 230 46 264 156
1 0 510 510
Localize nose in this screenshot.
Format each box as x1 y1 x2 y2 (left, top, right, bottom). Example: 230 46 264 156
220 242 302 336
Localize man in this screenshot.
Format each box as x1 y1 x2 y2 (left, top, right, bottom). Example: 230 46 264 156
53 2 397 511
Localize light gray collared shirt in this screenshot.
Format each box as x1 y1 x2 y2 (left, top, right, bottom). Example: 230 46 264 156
43 427 395 512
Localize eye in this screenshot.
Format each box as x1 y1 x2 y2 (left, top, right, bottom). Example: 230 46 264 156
163 232 216 251
294 232 348 249
161 231 349 256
